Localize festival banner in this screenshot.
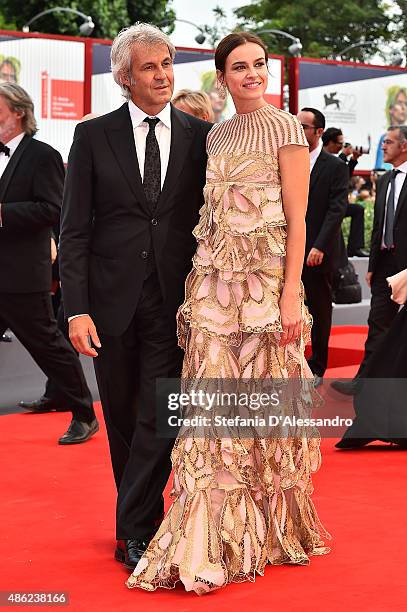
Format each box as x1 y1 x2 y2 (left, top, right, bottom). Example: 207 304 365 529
290 57 407 170
0 33 85 161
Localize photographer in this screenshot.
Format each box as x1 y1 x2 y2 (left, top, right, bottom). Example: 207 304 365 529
323 128 368 257
339 142 364 176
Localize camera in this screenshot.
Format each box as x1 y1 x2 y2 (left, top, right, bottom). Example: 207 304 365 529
353 145 370 155
351 135 371 156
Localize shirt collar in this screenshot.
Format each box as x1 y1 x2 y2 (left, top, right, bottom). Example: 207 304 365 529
128 100 171 129
309 140 323 163
393 160 407 174
4 131 25 154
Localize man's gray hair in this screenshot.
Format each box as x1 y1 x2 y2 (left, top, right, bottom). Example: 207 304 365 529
0 82 37 136
111 23 176 100
389 125 407 142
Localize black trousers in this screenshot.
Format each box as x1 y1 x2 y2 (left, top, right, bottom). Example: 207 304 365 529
0 291 95 422
345 203 365 254
343 304 407 441
43 297 79 401
356 250 400 378
302 264 333 377
0 317 8 336
93 272 184 540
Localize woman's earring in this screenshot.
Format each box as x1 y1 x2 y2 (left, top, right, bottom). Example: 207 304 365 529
216 81 227 100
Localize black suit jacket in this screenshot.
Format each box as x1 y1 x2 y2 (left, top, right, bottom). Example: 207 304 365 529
305 149 349 270
60 103 211 336
368 170 407 274
0 135 64 293
338 151 358 176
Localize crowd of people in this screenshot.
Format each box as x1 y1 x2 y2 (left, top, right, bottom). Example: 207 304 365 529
1 22 406 595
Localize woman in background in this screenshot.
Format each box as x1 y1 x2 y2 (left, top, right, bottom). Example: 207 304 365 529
172 88 214 122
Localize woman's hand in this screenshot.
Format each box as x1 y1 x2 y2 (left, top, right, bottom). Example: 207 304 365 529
387 269 407 305
279 288 303 346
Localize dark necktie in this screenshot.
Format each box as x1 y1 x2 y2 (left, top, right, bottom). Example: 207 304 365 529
143 117 161 208
384 169 401 249
0 141 10 156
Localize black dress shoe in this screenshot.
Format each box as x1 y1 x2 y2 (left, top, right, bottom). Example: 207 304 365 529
58 418 99 445
115 538 151 571
330 379 358 396
19 397 69 413
313 375 323 388
388 438 407 448
0 332 12 342
335 437 375 449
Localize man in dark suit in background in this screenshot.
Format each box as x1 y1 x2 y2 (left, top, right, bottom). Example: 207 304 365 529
297 108 349 387
333 125 407 402
322 127 368 257
0 82 97 444
60 24 211 571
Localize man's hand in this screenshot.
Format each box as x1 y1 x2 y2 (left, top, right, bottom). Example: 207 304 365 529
352 149 363 160
306 247 324 267
366 271 373 288
69 315 101 357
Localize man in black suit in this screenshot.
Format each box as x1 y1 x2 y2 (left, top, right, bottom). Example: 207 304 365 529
322 127 368 257
297 108 349 387
60 24 211 571
0 82 97 443
333 125 407 403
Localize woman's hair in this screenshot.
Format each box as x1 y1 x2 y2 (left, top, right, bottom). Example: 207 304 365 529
0 56 21 83
385 86 407 126
111 23 176 100
215 32 268 75
0 82 37 135
172 89 214 121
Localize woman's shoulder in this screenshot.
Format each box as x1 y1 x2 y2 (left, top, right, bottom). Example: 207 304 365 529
262 105 302 127
262 106 307 149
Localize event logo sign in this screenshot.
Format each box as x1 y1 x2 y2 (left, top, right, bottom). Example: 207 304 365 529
295 59 407 170
41 71 84 120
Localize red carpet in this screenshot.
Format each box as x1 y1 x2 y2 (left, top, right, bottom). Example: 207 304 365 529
2 326 407 610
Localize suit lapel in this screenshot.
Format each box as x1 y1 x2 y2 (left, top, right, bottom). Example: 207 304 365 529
104 103 150 214
156 105 193 213
0 134 31 201
376 173 392 231
309 149 328 192
394 172 407 224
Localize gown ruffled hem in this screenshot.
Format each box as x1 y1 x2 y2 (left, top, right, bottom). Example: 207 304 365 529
126 480 330 595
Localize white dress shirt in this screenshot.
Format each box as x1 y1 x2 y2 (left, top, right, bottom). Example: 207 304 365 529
69 101 172 322
381 160 407 248
0 131 25 227
128 99 171 188
309 140 323 174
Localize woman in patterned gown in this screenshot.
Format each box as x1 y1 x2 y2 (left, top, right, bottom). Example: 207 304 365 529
127 31 330 595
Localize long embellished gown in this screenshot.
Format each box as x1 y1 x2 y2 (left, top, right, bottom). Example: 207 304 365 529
127 105 330 594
